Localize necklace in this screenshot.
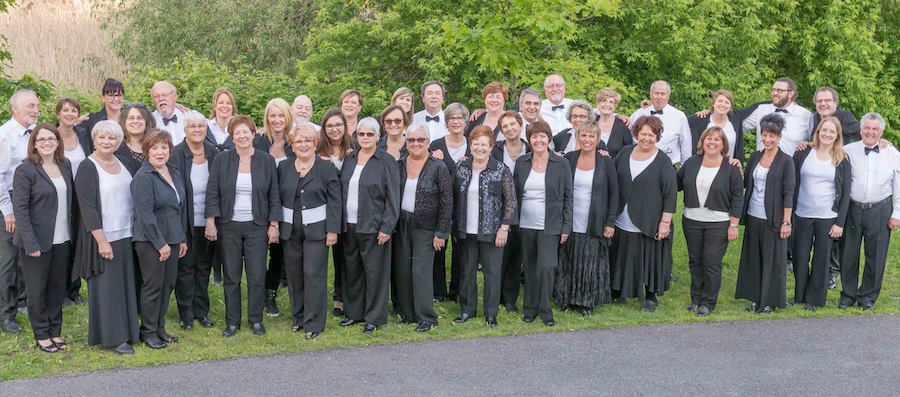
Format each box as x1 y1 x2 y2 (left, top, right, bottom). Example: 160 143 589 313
296 158 314 172
93 155 117 166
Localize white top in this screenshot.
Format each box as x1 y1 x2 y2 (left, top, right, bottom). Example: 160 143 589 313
562 130 578 154
615 151 658 232
50 175 70 244
152 108 187 145
190 161 210 227
796 149 838 219
706 120 737 158
744 102 812 156
0 118 31 215
329 155 343 171
748 164 770 219
572 168 594 234
401 178 418 213
413 109 449 142
519 170 547 230
684 166 730 222
600 130 612 145
465 170 481 234
346 165 364 224
540 98 573 136
90 157 133 242
629 104 692 164
206 118 229 145
447 141 468 163
845 141 900 219
231 172 254 222
64 143 86 179
274 156 287 166
503 144 526 174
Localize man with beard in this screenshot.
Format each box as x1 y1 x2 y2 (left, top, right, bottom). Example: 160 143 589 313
810 86 860 145
742 77 813 156
291 95 319 130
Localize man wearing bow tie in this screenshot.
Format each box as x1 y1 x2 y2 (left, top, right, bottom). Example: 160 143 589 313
150 81 187 145
539 74 572 135
413 80 449 142
839 113 900 310
741 77 812 156
628 80 692 165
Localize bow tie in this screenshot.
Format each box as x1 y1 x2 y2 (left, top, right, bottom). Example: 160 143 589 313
650 109 664 115
163 114 178 126
774 108 788 113
425 115 440 123
551 105 564 111
865 146 880 155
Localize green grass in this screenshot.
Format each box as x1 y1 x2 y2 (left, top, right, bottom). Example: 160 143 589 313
2 197 898 381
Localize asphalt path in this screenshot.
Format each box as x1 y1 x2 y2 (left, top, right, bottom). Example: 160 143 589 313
2 315 898 396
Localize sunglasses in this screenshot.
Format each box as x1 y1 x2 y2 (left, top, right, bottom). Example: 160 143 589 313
384 119 404 126
407 137 428 144
357 131 377 138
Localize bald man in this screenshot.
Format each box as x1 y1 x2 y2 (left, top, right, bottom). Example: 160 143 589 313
539 74 573 135
151 81 187 144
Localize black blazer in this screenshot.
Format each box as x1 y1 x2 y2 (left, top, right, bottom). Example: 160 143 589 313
678 155 744 219
740 149 796 231
564 150 619 237
206 149 282 226
278 157 341 240
613 146 678 238
687 112 746 165
253 134 295 161
513 152 574 235
206 125 235 151
169 140 219 232
377 136 408 160
453 157 517 241
131 162 188 249
811 108 860 145
398 156 452 238
340 149 401 234
490 139 531 165
464 112 502 139
792 148 851 227
602 117 634 158
77 108 109 143
12 161 75 253
430 136 470 177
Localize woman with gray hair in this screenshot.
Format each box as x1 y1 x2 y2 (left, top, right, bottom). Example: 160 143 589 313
74 120 140 354
551 100 597 154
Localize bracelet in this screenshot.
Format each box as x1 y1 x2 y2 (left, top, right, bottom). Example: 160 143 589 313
730 224 738 229
269 224 278 229
782 222 792 227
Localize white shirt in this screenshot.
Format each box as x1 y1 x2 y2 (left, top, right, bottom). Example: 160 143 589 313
0 117 31 215
561 129 578 154
447 141 468 163
50 175 70 244
329 155 343 171
796 150 838 219
413 109 449 142
206 118 229 145
64 143 86 179
748 165 770 220
231 172 254 222
572 168 594 233
744 102 812 156
401 178 418 213
706 119 737 158
540 98 572 136
503 143 526 175
153 108 187 145
90 157 133 242
519 170 547 230
465 170 481 234
191 161 210 227
845 141 900 219
346 165 364 224
683 166 730 222
615 152 658 232
629 104 692 164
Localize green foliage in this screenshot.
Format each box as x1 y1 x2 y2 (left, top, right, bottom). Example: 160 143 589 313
0 0 16 76
0 74 55 122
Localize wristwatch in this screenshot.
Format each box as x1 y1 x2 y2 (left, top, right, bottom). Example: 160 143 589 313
729 223 738 229
782 221 792 227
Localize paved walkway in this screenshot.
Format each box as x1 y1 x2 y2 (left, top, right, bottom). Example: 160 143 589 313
2 315 899 396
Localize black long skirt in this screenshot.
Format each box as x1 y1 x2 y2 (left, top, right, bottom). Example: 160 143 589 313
554 233 611 307
610 229 672 300
87 238 140 348
735 216 787 308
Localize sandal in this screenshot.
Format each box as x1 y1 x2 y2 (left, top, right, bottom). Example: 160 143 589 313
306 331 319 340
36 340 59 353
51 338 68 350
292 324 302 332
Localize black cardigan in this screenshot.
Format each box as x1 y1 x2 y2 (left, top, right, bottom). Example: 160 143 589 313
740 149 796 231
601 117 634 158
792 147 851 227
340 149 401 234
687 112 746 165
12 161 75 253
613 146 678 238
398 156 452 238
170 140 219 234
131 162 189 249
205 149 282 226
564 150 619 237
277 157 342 240
677 155 744 219
513 152 573 235
253 134 295 160
430 136 470 178
72 160 121 280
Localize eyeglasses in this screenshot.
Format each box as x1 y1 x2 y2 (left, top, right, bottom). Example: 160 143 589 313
447 116 465 122
407 137 428 144
771 88 791 94
357 131 377 138
151 91 175 99
35 137 58 144
103 92 124 98
325 123 345 130
126 116 145 121
571 114 590 120
544 83 564 89
384 119 404 126
293 138 315 146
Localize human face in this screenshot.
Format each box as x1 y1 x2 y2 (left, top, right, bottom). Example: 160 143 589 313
760 130 781 151
636 126 658 151
423 84 443 112
102 91 124 112
124 108 147 136
231 123 255 150
650 82 669 111
291 132 317 160
395 94 414 113
356 127 378 150
596 97 617 116
860 119 883 147
816 120 839 147
267 107 288 135
446 113 466 135
92 131 119 155
12 92 39 126
341 95 360 118
543 75 565 105
383 109 405 137
770 81 792 108
570 107 590 130
150 83 177 116
470 136 492 162
292 96 313 121
484 92 504 113
712 94 732 116
578 130 597 153
215 93 234 119
406 129 429 158
814 91 837 117
185 119 207 145
529 131 550 155
500 116 522 141
147 141 170 168
33 129 59 158
323 116 346 142
519 94 541 122
703 131 724 157
57 102 80 128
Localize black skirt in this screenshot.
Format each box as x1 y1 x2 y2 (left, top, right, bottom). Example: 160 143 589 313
610 229 672 300
735 216 787 308
554 233 611 307
87 238 140 348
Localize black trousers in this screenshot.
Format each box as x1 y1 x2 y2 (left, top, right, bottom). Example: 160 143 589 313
175 226 215 322
20 242 70 340
0 220 25 322
735 216 787 308
792 216 835 307
134 241 178 340
392 212 438 324
682 218 729 310
520 229 559 322
219 221 269 326
331 234 345 302
458 234 503 318
65 247 82 300
343 224 391 326
442 237 463 299
282 225 328 333
264 241 285 291
840 200 892 306
500 225 523 308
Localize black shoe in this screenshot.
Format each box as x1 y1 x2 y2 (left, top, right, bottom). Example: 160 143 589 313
523 315 535 323
454 313 471 324
860 302 874 311
143 337 167 349
332 306 344 317
339 318 360 327
159 331 179 343
641 300 657 312
827 275 837 290
265 289 280 317
222 325 238 337
113 343 134 355
292 324 303 332
212 276 223 286
838 300 854 309
179 320 193 330
416 322 433 332
486 317 497 327
16 306 27 315
581 308 593 317
36 340 59 353
62 297 75 308
251 322 266 335
804 303 817 312
196 316 215 328
745 302 759 312
504 304 518 313
400 317 416 325
306 331 319 340
363 323 376 334
1 319 21 333
613 297 627 305
786 260 793 272
696 306 711 317
756 305 773 314
787 299 797 306
543 319 555 327
686 304 698 312
670 272 677 282
72 295 87 305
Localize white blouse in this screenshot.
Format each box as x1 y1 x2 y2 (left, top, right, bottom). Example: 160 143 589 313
90 157 133 242
64 143 85 179
401 178 418 213
796 149 837 219
50 175 70 244
231 172 254 222
191 161 210 227
519 170 547 230
748 164 770 220
465 170 481 235
683 165 730 222
572 168 594 234
346 165 364 224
